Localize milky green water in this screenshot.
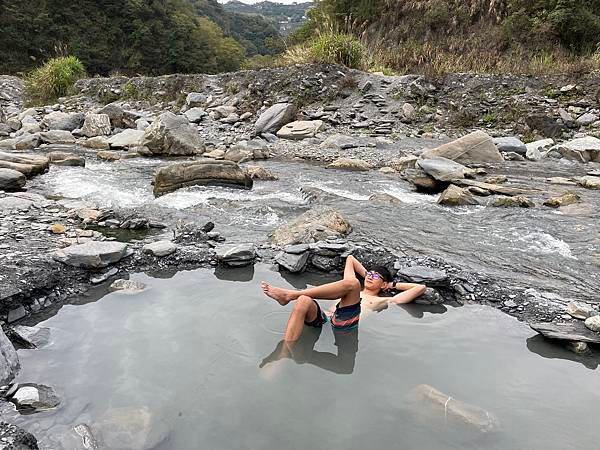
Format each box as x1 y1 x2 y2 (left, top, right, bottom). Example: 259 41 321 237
14 266 599 450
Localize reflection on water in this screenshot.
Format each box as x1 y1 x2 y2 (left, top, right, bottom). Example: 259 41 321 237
13 265 600 450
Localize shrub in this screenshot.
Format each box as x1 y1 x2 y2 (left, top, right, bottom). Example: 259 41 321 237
310 33 365 69
25 56 86 105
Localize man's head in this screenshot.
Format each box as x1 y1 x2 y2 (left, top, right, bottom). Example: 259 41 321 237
364 265 392 292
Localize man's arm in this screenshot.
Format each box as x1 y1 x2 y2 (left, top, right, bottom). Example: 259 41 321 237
388 284 427 305
344 255 367 280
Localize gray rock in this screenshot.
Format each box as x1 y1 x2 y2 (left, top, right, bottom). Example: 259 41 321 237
14 133 40 150
276 120 323 140
584 315 600 332
0 168 26 191
184 107 207 123
81 113 112 137
7 306 26 323
216 243 256 267
417 157 468 182
142 112 205 156
396 266 449 286
576 176 600 190
576 113 598 126
255 103 296 134
283 244 310 254
11 384 60 412
39 130 76 144
54 241 128 269
110 279 146 293
109 129 144 149
530 322 600 344
0 196 34 211
0 421 38 449
246 166 278 180
554 136 600 163
11 325 50 348
493 137 527 155
327 158 372 171
320 134 362 150
437 184 479 206
310 255 340 272
566 302 597 320
271 206 351 246
94 406 169 450
422 131 503 164
525 114 564 138
142 240 177 257
414 288 444 305
275 251 309 273
47 151 86 167
186 92 207 107
153 160 252 196
42 111 84 131
0 327 20 386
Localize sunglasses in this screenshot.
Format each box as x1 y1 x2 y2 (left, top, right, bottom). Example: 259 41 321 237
366 271 383 280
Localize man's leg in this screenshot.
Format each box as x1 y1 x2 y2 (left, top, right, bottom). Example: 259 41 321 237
283 295 318 342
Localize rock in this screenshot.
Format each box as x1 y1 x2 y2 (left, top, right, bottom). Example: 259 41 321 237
94 406 169 450
493 137 527 155
271 206 351 246
14 133 40 150
186 92 206 107
566 302 597 320
576 176 600 190
311 255 340 272
554 136 600 163
141 112 205 156
0 196 34 211
530 322 600 344
109 279 146 293
390 156 418 171
396 266 448 286
275 251 309 273
558 108 576 127
81 113 111 137
577 113 598 126
276 120 324 140
49 223 66 234
379 167 396 174
320 134 362 149
84 136 110 150
216 243 256 267
543 191 580 208
327 158 372 171
224 140 269 163
42 111 84 131
11 384 60 412
246 166 278 180
0 421 38 449
153 160 252 196
412 384 499 433
504 151 525 161
0 327 19 385
566 341 590 355
39 130 76 144
417 157 468 182
453 179 528 196
484 175 507 184
184 107 207 123
7 306 26 323
109 129 144 149
368 193 403 205
525 114 564 138
0 152 49 177
142 240 177 257
421 131 503 164
212 105 237 120
54 241 128 269
0 168 26 191
414 288 444 305
401 102 416 121
97 151 121 162
402 168 441 193
526 138 553 160
584 316 600 332
47 151 85 167
491 196 534 207
437 185 479 206
255 103 296 134
11 325 50 348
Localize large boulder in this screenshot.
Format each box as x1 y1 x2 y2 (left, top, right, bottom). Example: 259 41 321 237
493 137 527 155
0 327 20 386
421 131 503 164
254 103 296 134
0 152 49 177
416 157 468 182
81 113 111 137
109 129 144 149
41 111 84 131
54 241 128 269
553 136 600 163
0 168 26 191
271 206 351 246
153 160 252 196
277 120 324 140
437 185 479 206
97 103 135 129
141 112 205 156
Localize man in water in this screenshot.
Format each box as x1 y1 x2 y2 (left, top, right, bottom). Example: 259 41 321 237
261 255 427 343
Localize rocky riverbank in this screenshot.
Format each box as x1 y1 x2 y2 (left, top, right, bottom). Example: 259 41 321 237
1 64 599 445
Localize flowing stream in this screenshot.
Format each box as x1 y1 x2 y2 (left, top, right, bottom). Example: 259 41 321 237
13 266 600 449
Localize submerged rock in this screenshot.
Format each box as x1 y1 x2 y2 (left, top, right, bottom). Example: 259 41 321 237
0 327 20 386
10 325 50 348
491 196 535 208
153 160 252 196
543 191 580 208
576 176 600 190
422 131 503 164
47 151 85 167
246 165 278 181
254 103 296 134
142 112 205 156
54 241 128 269
110 279 146 294
94 406 169 450
0 168 26 191
271 206 351 246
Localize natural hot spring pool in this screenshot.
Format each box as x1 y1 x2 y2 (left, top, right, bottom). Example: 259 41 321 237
13 265 600 450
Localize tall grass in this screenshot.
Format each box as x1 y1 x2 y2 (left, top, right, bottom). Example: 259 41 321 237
25 56 86 105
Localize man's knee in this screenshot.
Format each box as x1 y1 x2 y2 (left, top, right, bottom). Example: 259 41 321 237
294 295 314 311
342 278 361 293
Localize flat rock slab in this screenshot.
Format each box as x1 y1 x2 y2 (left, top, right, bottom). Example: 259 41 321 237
216 243 256 267
0 327 20 386
530 322 600 344
396 265 449 286
11 325 51 348
417 157 468 182
422 131 503 164
54 241 128 269
275 251 309 273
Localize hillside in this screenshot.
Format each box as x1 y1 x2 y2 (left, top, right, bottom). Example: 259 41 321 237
224 0 313 34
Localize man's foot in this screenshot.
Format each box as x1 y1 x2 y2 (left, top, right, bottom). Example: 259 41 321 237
259 340 291 368
261 282 295 306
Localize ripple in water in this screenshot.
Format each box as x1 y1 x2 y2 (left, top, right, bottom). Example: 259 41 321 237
518 231 576 259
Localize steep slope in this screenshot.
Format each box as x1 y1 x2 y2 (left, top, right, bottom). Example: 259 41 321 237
224 0 313 34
